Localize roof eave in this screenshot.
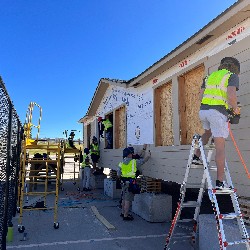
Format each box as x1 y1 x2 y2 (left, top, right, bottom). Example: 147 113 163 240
128 0 250 87
84 78 129 118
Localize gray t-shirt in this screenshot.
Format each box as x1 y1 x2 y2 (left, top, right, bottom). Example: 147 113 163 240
200 73 239 116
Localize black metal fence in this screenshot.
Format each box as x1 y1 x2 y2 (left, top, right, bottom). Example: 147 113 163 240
0 76 22 250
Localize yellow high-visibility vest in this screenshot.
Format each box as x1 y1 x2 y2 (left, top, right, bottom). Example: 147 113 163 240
120 159 137 178
201 69 232 109
90 144 99 155
102 119 112 130
81 154 90 168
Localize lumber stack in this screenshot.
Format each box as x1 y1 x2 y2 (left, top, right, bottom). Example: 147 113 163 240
239 197 250 226
140 176 161 193
109 169 118 180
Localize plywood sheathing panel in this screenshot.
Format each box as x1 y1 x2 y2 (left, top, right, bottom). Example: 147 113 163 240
154 87 161 146
155 81 173 146
115 106 126 149
178 76 186 144
179 65 205 144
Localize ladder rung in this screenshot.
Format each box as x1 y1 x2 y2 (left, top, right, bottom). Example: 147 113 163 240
212 188 236 194
186 183 203 189
219 213 242 220
209 166 217 171
36 176 57 179
190 164 203 169
27 191 56 195
171 233 193 240
190 164 217 171
178 219 194 223
182 201 200 207
204 144 215 149
28 159 58 163
226 239 250 246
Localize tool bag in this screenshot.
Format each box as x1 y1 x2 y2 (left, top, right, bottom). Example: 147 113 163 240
128 179 141 194
228 108 240 124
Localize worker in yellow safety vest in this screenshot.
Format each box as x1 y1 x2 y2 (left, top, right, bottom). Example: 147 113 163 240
102 118 113 149
90 136 101 174
80 148 92 191
117 145 150 221
192 57 241 190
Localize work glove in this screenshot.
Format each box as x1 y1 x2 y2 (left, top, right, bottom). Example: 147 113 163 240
228 108 240 124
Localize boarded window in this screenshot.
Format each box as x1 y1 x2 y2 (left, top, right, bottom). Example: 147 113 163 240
154 81 174 146
179 65 205 145
115 106 126 149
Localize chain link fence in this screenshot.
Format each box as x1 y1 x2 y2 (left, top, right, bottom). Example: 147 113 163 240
0 76 22 250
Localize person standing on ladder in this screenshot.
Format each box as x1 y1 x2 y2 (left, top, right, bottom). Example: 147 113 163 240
192 57 241 189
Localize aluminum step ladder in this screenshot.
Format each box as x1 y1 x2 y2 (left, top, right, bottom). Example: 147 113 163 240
164 134 250 250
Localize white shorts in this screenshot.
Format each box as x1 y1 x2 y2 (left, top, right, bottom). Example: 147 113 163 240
199 109 229 138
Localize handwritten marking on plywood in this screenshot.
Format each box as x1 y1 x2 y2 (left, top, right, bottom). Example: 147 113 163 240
99 86 154 145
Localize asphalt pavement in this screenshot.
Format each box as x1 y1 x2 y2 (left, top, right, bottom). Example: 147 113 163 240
6 169 249 250
7 178 182 250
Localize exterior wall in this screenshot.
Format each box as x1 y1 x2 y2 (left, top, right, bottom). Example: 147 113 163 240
96 85 154 146
84 18 250 197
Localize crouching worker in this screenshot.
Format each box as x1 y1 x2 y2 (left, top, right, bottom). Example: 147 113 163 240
118 144 150 221
80 148 92 191
67 131 77 149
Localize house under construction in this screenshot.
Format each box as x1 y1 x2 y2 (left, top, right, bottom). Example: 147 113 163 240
79 0 250 198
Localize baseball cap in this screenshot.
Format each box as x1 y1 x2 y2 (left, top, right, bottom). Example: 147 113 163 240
128 146 134 154
84 148 89 154
69 131 75 137
123 147 133 158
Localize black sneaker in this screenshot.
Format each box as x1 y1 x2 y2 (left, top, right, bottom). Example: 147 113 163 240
120 213 133 218
123 215 134 221
191 155 203 165
215 180 229 190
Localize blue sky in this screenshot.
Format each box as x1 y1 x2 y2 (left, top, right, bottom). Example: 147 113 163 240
0 0 237 139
